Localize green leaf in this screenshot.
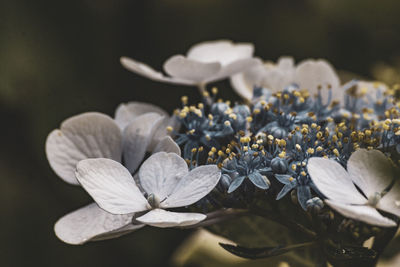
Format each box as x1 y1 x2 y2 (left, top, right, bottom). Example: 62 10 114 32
207 215 317 266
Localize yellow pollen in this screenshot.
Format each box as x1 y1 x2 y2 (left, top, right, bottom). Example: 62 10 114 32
181 96 188 104
382 124 390 131
279 140 287 147
333 148 339 157
229 113 237 120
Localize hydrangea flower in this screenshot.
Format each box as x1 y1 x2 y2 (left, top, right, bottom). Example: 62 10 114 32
307 149 400 227
75 152 221 227
231 57 295 100
231 57 341 104
120 40 261 89
222 139 271 193
46 102 180 244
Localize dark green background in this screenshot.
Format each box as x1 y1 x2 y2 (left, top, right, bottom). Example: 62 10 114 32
2 1 400 266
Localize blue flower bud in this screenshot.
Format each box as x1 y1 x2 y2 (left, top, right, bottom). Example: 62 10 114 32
271 157 288 174
211 102 229 115
233 105 250 118
306 197 324 213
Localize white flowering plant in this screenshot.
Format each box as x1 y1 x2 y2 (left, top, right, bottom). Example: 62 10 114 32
46 40 400 266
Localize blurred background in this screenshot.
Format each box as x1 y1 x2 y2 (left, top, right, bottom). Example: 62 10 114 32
2 0 400 266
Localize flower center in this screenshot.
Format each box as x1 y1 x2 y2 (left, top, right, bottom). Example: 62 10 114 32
147 193 160 209
367 192 382 207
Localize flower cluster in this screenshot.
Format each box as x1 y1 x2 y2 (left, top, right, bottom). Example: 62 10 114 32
47 40 400 266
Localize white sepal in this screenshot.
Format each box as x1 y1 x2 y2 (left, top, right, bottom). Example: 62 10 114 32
54 203 144 245
122 113 165 173
161 165 221 208
347 149 394 198
136 209 206 228
76 158 148 214
139 152 188 201
45 112 122 185
114 101 168 130
326 200 396 227
307 157 366 204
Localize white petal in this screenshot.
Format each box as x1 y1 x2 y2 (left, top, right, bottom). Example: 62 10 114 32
347 149 394 198
114 101 168 130
153 136 181 156
276 56 295 71
76 158 148 214
307 157 366 204
122 113 165 173
187 40 254 66
147 116 172 151
45 112 122 185
356 81 389 103
294 59 341 103
120 57 196 85
54 203 143 245
261 57 296 92
161 165 221 208
207 58 262 83
230 63 271 100
230 73 254 101
378 182 400 218
139 152 188 200
326 200 396 227
136 209 206 228
163 55 221 83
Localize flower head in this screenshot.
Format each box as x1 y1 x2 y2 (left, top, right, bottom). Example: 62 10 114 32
121 40 261 87
76 152 221 228
307 149 400 227
231 58 342 104
46 102 180 244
